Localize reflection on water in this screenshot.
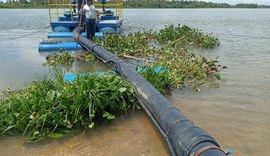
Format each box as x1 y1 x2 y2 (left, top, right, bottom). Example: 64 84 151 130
0 9 270 156
0 111 168 156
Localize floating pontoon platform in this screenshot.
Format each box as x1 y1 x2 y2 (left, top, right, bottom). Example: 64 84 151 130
39 7 123 51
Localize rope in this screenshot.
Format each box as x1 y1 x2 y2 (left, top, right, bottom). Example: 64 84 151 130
0 25 51 42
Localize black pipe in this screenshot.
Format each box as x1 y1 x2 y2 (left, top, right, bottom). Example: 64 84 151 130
73 27 227 156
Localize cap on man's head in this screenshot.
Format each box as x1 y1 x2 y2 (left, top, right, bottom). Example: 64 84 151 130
87 0 93 4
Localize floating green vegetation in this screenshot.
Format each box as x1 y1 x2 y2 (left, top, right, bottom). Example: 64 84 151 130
136 50 224 92
93 24 224 91
155 25 220 48
44 50 95 67
43 24 224 92
154 48 224 91
0 24 223 141
0 72 139 141
93 24 220 57
137 65 172 94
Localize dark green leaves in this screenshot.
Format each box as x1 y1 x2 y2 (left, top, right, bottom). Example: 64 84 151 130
92 24 224 91
44 52 95 67
215 73 221 80
102 111 115 120
0 73 139 141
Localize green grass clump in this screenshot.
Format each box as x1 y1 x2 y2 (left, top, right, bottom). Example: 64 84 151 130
0 72 139 141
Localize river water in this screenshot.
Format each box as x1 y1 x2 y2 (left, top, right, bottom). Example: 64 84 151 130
0 9 270 156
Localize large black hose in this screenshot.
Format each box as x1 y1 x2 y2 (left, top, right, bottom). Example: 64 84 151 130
73 27 227 156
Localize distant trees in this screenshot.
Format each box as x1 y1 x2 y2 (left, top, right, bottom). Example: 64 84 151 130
123 0 269 8
124 0 225 8
29 0 47 5
235 3 258 8
0 0 30 8
0 0 47 8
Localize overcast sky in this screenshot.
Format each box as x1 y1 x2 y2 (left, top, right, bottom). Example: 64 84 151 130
0 0 270 5
203 0 270 5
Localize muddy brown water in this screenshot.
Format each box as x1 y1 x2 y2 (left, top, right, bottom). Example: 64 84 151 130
0 9 270 156
0 111 168 156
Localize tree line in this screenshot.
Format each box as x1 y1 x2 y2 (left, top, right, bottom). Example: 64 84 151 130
0 0 47 8
123 0 270 8
1 0 270 8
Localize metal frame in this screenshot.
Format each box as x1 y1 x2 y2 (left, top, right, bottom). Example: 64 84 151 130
48 0 75 23
93 0 123 33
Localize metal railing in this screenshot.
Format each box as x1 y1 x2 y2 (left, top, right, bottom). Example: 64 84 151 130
94 0 123 22
48 0 76 23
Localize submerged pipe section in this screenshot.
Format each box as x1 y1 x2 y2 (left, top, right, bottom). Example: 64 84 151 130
73 27 227 156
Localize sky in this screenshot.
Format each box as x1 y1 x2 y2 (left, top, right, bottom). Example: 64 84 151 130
203 0 270 5
0 0 270 5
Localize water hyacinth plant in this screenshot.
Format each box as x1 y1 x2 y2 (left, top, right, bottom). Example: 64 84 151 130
44 24 223 91
93 24 223 91
93 24 220 57
0 72 139 141
154 48 223 91
154 25 220 48
44 50 95 67
0 24 223 141
137 65 172 94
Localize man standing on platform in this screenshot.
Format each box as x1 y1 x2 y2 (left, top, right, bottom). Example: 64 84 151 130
82 0 96 40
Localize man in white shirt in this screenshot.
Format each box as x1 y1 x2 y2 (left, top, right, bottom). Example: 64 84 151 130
82 0 96 40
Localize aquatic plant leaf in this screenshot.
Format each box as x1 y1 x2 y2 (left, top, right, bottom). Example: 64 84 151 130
6 115 14 125
14 113 20 118
33 131 39 136
107 114 115 120
48 132 64 139
2 125 15 134
88 122 95 129
60 103 67 109
102 111 110 118
47 90 55 101
215 73 221 80
119 87 127 93
89 113 95 118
